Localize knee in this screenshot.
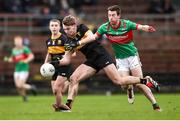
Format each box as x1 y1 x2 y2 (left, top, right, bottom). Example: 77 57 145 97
70 75 78 85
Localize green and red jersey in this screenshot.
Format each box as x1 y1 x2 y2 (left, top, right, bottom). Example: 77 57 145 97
11 46 32 72
96 19 139 59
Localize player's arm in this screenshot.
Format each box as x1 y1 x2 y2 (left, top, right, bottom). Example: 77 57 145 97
137 24 156 32
23 52 34 63
44 52 50 63
78 30 96 45
50 51 73 67
59 51 72 65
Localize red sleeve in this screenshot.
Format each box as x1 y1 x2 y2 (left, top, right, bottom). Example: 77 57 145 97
95 32 101 37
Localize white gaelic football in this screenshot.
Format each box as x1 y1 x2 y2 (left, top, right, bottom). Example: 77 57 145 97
40 63 55 77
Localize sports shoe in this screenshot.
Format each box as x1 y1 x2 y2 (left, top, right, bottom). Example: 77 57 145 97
59 104 71 112
127 85 135 104
153 103 162 112
52 104 71 112
145 76 160 92
31 85 37 96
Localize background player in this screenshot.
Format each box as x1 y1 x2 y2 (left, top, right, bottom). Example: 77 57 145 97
44 19 72 112
4 35 37 102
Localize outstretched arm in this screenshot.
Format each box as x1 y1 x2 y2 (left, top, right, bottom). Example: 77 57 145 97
137 24 156 32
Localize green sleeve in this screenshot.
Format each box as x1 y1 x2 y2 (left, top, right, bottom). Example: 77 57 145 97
24 46 31 54
97 23 107 35
127 20 137 30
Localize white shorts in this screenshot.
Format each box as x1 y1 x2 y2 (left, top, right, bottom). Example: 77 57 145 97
14 71 29 81
116 55 142 71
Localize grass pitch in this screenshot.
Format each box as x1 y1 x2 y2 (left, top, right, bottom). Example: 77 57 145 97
0 94 179 120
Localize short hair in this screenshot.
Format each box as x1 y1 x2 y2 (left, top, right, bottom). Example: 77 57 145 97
62 15 76 26
107 5 121 15
49 19 60 25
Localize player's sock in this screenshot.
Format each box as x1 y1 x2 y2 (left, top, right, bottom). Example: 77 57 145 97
152 103 162 112
30 85 37 96
140 78 147 84
66 99 73 109
23 96 28 102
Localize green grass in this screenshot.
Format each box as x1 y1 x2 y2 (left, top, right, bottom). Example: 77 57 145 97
0 94 179 120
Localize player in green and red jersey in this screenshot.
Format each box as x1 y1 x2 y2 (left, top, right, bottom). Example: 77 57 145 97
94 5 161 111
4 36 36 102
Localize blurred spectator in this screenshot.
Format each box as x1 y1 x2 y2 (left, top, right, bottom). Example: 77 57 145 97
3 0 25 13
149 0 175 14
161 0 175 14
38 6 51 34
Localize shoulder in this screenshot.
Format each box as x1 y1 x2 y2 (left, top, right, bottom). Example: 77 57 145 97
121 19 135 24
99 22 109 28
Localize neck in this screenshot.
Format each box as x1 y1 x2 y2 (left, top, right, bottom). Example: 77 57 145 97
52 32 61 39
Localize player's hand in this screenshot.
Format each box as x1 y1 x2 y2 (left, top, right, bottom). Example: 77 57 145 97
64 44 73 51
3 56 9 62
69 41 81 48
50 60 60 68
148 26 156 32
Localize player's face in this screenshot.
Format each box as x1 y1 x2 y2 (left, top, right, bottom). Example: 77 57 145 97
49 21 60 35
14 37 23 47
63 24 77 37
108 10 120 25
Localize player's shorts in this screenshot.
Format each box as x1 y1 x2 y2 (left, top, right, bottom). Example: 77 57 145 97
116 55 142 71
84 47 114 72
14 71 29 81
52 64 73 80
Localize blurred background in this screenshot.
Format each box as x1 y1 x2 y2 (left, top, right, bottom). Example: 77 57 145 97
0 0 180 95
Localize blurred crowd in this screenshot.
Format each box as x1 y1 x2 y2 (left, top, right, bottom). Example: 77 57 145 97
0 0 98 16
148 0 176 14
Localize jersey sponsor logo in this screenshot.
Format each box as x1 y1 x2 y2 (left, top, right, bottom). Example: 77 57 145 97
105 61 110 65
61 73 66 76
106 30 133 44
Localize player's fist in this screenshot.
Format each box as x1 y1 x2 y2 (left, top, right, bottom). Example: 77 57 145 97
69 41 80 48
148 26 156 32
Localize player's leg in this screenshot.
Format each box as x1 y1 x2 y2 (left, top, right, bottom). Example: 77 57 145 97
116 58 135 104
119 71 135 104
61 81 70 94
131 67 161 111
20 72 37 96
14 72 28 102
52 76 70 111
103 63 159 90
66 64 96 109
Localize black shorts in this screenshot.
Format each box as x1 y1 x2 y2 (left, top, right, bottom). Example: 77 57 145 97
84 50 114 72
52 64 73 80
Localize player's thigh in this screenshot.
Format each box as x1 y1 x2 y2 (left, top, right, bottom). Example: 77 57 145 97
70 64 96 83
14 72 21 87
19 72 29 84
131 66 143 78
103 63 123 84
